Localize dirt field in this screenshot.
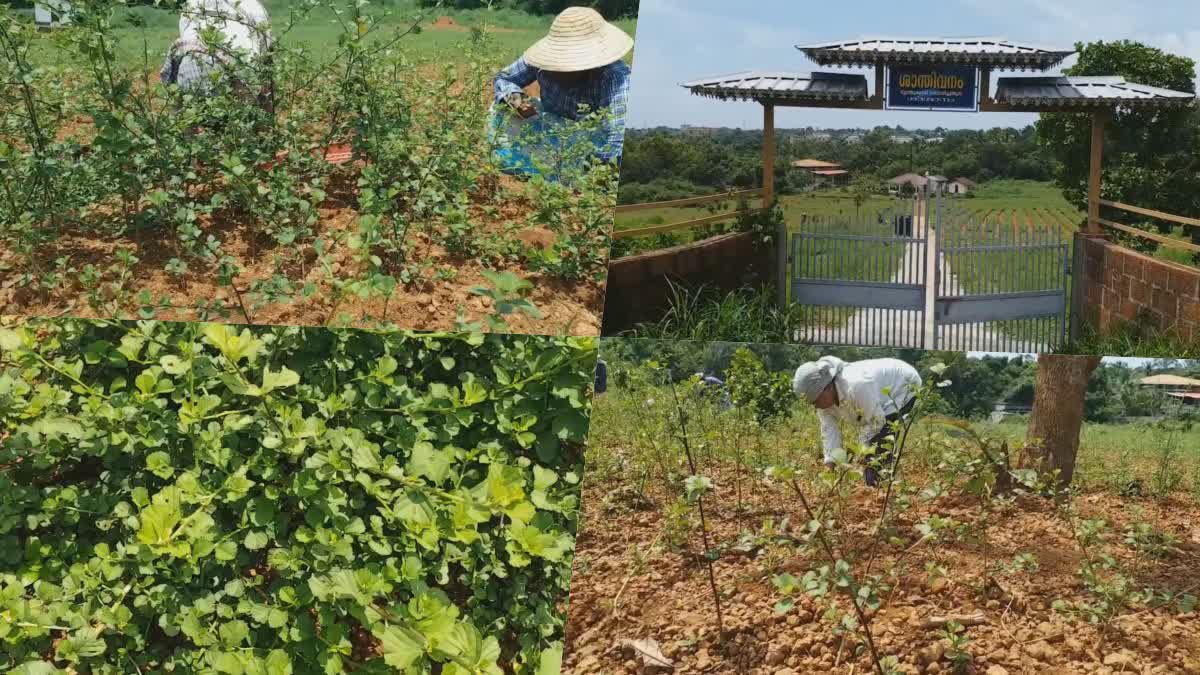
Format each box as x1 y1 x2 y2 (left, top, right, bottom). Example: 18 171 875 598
564 462 1200 674
0 170 604 334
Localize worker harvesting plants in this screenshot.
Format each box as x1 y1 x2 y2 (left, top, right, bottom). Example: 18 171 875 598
793 355 923 487
160 0 274 111
489 6 633 178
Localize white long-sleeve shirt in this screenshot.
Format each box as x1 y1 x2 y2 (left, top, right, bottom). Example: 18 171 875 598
806 359 922 463
179 0 271 57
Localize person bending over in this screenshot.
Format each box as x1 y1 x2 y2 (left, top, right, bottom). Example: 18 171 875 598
792 356 922 487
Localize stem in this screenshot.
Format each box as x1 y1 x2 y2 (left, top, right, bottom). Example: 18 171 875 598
786 477 886 675
668 377 724 635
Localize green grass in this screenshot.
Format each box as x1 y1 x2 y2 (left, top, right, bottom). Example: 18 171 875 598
616 282 801 342
25 1 637 67
1061 323 1200 359
590 376 1200 500
980 417 1200 495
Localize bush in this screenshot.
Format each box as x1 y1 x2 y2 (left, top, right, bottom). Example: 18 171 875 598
726 346 795 423
0 319 596 674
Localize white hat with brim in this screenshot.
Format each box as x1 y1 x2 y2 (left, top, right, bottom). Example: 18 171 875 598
523 6 633 73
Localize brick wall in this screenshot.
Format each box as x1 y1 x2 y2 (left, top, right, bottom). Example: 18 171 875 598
1076 233 1200 341
600 232 769 335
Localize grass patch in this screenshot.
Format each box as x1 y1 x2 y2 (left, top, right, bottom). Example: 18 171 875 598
27 1 638 66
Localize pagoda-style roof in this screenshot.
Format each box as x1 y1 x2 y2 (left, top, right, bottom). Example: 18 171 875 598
797 36 1074 70
684 71 1196 111
681 71 869 102
995 76 1195 108
1140 374 1200 387
791 158 842 169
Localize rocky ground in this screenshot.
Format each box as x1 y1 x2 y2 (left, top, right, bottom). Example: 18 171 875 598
563 461 1200 674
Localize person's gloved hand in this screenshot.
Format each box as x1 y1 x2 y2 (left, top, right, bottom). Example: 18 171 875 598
506 93 538 119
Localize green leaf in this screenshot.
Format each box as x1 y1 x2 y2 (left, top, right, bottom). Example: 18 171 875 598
261 366 301 394
146 451 174 479
203 324 263 364
219 619 250 647
56 634 107 662
375 625 425 669
137 500 182 547
212 651 245 674
7 663 65 675
408 442 452 483
537 644 564 675
244 531 270 551
265 650 293 675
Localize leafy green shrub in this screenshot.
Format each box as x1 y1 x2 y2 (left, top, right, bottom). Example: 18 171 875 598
0 318 595 673
725 346 794 423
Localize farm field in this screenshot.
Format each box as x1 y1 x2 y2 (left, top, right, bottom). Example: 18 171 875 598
0 1 636 334
0 316 597 674
564 350 1200 674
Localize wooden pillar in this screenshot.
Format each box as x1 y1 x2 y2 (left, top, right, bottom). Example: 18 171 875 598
874 66 885 106
978 67 991 111
1087 111 1107 234
762 103 776 205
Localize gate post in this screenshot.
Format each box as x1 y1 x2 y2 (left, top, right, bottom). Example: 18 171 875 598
1068 231 1088 343
775 219 788 310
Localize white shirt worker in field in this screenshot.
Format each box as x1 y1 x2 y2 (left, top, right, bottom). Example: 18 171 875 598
792 356 922 488
161 0 273 109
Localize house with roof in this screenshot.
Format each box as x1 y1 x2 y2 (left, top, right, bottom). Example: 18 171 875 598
1139 374 1200 406
948 177 977 195
792 158 850 189
888 172 928 195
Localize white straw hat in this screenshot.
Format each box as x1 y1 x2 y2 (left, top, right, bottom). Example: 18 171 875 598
523 7 634 73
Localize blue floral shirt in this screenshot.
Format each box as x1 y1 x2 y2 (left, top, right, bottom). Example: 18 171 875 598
494 56 630 162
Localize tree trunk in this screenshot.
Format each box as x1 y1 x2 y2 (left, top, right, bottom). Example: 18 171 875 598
1026 354 1101 487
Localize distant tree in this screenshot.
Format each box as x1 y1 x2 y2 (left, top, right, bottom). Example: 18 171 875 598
1036 40 1199 251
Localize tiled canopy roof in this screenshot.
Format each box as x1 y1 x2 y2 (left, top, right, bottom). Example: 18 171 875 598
995 76 1195 107
797 37 1074 70
681 71 869 102
683 71 1196 110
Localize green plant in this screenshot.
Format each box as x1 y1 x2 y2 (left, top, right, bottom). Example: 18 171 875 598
938 620 973 672
467 270 544 331
725 346 794 423
0 318 595 673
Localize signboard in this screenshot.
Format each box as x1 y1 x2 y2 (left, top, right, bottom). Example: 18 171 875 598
886 65 979 112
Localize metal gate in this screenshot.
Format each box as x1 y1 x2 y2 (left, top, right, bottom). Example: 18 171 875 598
786 193 1070 352
933 200 1069 353
789 197 931 348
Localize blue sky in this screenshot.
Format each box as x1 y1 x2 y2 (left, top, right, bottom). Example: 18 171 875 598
627 0 1200 130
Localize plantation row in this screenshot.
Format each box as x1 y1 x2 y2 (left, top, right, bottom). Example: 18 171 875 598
0 318 596 673
0 1 617 330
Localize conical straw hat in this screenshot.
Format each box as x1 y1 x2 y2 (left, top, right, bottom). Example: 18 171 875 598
523 7 633 73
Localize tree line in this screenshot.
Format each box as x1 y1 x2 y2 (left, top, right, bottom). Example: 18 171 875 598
601 339 1200 424
616 125 1058 205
